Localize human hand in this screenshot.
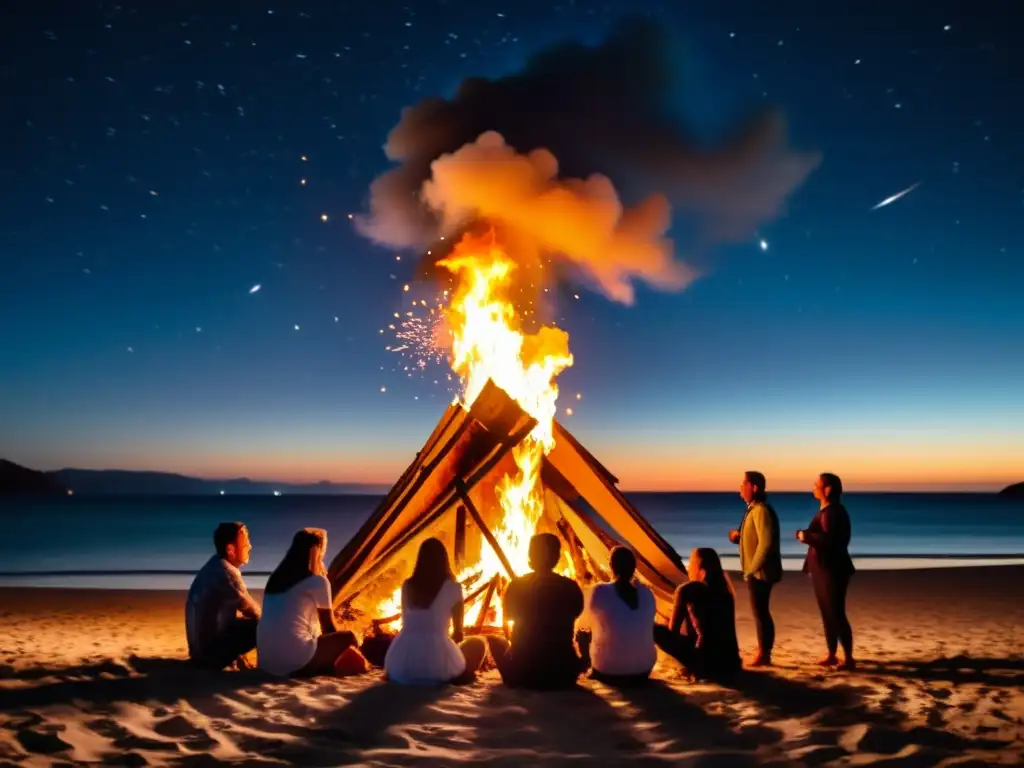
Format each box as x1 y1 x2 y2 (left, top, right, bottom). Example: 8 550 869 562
728 529 740 544
452 629 464 644
796 530 806 543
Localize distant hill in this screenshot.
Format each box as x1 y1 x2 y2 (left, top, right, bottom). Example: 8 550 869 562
999 482 1024 498
1 461 386 496
0 460 66 495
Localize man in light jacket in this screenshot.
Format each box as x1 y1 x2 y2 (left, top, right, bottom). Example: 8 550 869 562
728 471 783 667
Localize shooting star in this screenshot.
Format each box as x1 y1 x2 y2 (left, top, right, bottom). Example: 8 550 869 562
871 182 921 210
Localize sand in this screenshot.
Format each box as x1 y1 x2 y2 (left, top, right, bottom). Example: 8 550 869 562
1 566 1022 767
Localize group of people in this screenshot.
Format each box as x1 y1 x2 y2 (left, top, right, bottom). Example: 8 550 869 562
185 470 856 686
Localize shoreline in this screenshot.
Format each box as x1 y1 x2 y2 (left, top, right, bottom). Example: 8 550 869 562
3 556 1024 591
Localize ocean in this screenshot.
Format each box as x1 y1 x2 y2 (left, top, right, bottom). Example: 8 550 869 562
0 493 1022 589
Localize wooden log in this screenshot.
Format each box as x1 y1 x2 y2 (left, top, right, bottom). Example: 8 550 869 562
457 480 517 581
454 504 467 569
371 574 495 631
332 381 535 605
543 436 688 590
473 574 499 635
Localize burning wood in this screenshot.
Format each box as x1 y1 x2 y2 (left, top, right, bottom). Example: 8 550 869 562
329 230 686 636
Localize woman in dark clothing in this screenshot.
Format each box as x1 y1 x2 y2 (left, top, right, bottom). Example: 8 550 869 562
797 472 856 669
653 547 741 680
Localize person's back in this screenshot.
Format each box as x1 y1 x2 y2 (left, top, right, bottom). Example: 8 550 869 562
677 581 741 674
258 573 333 676
488 533 584 689
585 582 656 677
385 579 466 685
506 570 583 671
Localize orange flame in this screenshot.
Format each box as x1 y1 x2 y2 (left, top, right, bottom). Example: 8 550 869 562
378 232 573 629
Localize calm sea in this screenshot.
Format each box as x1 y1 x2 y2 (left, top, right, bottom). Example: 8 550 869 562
0 493 1022 589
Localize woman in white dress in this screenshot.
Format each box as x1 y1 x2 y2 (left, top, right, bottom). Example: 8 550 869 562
384 538 487 685
258 528 359 677
577 546 656 685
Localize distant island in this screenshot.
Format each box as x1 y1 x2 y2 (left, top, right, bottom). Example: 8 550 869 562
0 459 387 496
999 482 1024 498
0 459 67 495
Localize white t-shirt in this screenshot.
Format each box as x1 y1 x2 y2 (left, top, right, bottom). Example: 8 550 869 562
257 574 332 676
580 582 656 677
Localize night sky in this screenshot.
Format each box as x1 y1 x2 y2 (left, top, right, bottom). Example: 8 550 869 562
2 1 1022 491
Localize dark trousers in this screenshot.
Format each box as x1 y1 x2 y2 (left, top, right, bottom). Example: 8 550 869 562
746 578 775 656
198 617 258 670
485 636 583 690
811 569 853 658
653 625 739 681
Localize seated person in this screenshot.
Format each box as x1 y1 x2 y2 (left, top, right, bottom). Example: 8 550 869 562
654 547 741 680
577 547 656 685
186 522 261 669
257 528 360 677
384 538 487 685
486 533 585 690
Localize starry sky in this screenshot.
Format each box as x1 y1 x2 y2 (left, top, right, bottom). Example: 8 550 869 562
2 0 1022 492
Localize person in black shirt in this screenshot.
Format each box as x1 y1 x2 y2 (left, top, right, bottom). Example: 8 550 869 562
486 533 585 689
654 547 741 680
797 472 856 669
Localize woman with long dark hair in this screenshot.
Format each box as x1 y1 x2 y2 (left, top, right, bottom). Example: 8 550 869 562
257 528 359 676
653 547 741 680
577 546 656 685
384 537 487 685
797 472 855 669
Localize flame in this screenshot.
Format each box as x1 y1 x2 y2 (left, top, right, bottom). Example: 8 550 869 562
377 231 574 630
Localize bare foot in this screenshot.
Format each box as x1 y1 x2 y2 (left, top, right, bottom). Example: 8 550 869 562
817 655 839 667
748 653 772 668
837 657 857 671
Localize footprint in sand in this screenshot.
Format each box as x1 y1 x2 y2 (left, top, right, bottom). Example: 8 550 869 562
15 728 72 755
153 714 218 749
85 717 171 752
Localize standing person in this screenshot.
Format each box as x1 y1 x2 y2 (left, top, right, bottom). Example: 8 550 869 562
384 537 487 685
186 522 261 669
257 528 360 677
654 547 741 680
577 546 656 685
797 473 856 669
487 533 585 690
728 471 782 667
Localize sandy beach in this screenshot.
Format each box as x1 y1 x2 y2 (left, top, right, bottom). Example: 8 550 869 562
1 566 1022 767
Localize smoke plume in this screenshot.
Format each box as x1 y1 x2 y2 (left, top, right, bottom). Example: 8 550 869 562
356 17 821 303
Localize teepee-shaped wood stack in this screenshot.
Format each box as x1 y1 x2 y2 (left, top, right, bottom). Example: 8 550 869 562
328 379 687 635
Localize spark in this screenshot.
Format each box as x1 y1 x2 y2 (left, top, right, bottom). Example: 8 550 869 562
760 239 769 251
871 181 921 210
249 284 261 294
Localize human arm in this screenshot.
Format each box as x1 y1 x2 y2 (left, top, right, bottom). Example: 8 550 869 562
801 507 848 550
314 576 338 633
450 582 465 643
226 567 262 620
743 504 776 578
669 584 687 634
687 602 704 649
502 579 520 623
